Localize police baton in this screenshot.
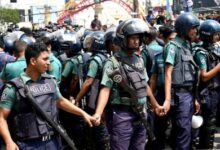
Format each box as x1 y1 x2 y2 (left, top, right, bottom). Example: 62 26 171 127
23 83 78 150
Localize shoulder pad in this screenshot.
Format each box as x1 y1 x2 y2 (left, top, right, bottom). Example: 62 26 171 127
109 55 120 69
194 47 207 56
5 83 14 88
67 57 76 63
94 53 107 62
8 77 23 89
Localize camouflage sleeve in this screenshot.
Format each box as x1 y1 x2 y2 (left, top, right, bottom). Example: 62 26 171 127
101 60 114 88
87 59 99 78
164 43 177 65
194 51 207 70
0 84 17 109
62 60 74 78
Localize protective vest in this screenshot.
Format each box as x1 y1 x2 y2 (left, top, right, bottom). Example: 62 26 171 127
154 51 165 86
171 41 196 87
87 52 108 109
141 45 155 77
195 47 220 90
111 52 147 104
76 52 91 81
8 74 58 141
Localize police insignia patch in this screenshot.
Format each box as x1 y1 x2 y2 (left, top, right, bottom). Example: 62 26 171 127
113 74 122 83
136 62 143 70
0 92 7 101
169 47 175 54
106 67 113 75
201 58 206 64
89 64 93 69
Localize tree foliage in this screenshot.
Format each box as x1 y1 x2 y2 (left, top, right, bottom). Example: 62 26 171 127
0 7 20 23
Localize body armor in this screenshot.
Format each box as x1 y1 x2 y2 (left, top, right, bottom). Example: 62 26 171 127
87 53 108 109
111 52 147 105
8 74 58 141
171 41 196 87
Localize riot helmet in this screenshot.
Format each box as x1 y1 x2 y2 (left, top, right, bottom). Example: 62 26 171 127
3 31 24 54
59 33 81 57
199 20 220 43
104 27 118 54
3 36 15 54
115 18 149 50
83 31 106 53
175 13 200 37
19 34 36 45
81 29 93 51
82 29 93 41
38 31 51 39
104 26 116 44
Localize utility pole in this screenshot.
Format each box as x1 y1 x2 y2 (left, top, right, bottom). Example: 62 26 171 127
44 5 51 25
133 0 139 18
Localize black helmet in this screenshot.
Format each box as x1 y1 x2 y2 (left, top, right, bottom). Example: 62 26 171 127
115 18 149 49
59 33 81 57
175 13 200 37
199 20 220 42
3 37 14 54
104 26 116 44
82 29 93 41
83 31 106 53
19 34 35 45
81 29 93 50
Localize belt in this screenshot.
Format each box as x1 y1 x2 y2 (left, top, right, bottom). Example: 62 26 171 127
173 86 193 93
20 133 56 142
112 104 133 111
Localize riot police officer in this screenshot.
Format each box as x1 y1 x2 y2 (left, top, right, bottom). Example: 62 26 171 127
149 25 176 150
59 33 87 149
0 42 95 150
93 18 165 150
1 40 27 82
0 40 15 89
37 36 62 86
163 13 200 150
75 31 110 150
194 20 220 149
104 27 119 55
60 33 82 97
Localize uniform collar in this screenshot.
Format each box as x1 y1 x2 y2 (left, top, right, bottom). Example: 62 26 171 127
20 72 44 84
117 49 135 58
17 57 26 61
148 40 157 46
20 72 32 84
175 35 191 49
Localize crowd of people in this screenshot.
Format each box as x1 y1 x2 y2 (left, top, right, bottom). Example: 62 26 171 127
0 11 220 150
